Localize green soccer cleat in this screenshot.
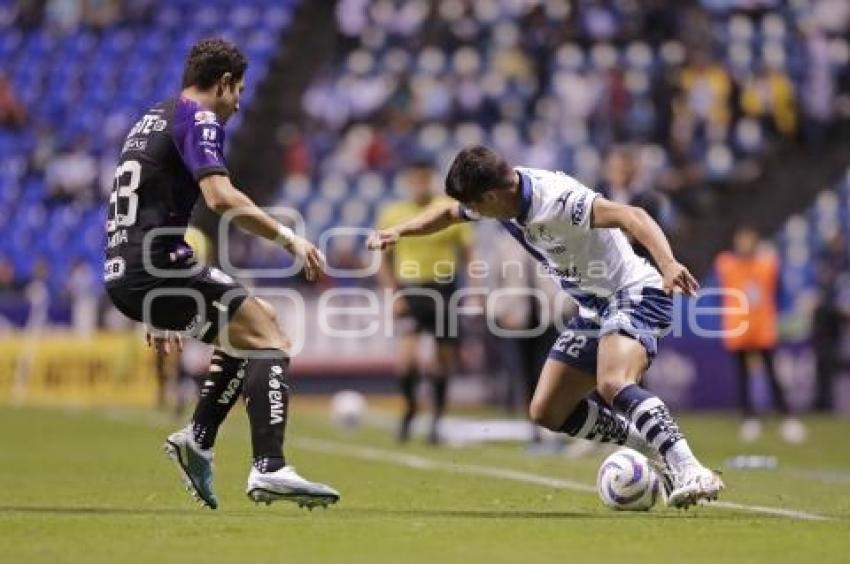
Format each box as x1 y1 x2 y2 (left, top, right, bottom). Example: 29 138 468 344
163 426 218 510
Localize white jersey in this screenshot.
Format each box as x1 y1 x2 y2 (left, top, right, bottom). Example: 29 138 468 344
464 167 662 317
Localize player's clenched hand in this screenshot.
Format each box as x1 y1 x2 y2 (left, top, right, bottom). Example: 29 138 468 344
660 260 700 297
288 236 326 282
146 329 183 354
366 229 399 251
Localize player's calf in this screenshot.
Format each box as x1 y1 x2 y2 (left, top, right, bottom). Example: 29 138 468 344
191 349 246 449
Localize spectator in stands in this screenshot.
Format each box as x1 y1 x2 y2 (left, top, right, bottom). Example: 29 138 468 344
122 0 155 25
44 137 97 207
30 122 57 174
12 0 46 28
740 65 797 138
715 226 806 444
0 257 22 298
675 50 733 145
812 233 850 412
800 23 836 147
65 259 97 336
24 258 50 329
0 73 26 129
83 0 118 31
280 126 313 176
45 0 82 34
599 147 670 262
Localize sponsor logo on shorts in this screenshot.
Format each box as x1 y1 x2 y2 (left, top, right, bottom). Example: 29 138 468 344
103 257 126 281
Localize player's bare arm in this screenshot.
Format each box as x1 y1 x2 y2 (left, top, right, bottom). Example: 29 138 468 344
199 174 325 281
590 197 699 296
366 201 464 251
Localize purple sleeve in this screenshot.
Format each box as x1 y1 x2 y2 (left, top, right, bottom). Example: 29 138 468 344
177 109 229 181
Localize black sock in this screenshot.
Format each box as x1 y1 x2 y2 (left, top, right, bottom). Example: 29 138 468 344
243 351 290 473
431 377 448 421
191 350 246 450
561 392 632 443
399 369 418 426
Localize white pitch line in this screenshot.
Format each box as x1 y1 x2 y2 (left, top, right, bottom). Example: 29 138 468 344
295 437 830 522
93 409 831 522
711 501 829 521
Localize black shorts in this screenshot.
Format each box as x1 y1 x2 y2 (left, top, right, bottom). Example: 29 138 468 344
398 282 458 343
106 265 249 344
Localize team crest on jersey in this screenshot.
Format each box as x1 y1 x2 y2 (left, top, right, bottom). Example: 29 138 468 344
194 110 217 125
555 194 569 211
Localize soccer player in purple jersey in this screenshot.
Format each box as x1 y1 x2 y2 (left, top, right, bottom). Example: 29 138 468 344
104 38 338 510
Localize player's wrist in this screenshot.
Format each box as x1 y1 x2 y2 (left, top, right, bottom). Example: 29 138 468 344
274 224 296 249
658 257 677 270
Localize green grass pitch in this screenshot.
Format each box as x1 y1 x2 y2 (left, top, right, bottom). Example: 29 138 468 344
1 404 848 563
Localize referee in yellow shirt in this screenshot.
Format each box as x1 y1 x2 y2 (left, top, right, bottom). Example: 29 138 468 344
376 159 475 444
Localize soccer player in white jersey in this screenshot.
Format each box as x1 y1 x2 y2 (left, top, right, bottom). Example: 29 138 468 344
367 146 724 508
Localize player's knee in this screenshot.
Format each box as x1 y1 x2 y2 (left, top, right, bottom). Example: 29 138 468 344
528 399 558 430
259 323 290 353
596 378 626 406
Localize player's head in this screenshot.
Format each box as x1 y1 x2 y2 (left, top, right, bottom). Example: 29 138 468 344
182 38 247 122
733 225 760 257
445 145 518 219
405 158 435 204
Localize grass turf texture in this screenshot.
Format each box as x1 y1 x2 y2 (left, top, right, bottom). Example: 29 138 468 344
0 405 848 563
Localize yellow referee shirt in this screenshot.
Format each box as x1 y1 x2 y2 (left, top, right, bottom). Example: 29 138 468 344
377 197 474 284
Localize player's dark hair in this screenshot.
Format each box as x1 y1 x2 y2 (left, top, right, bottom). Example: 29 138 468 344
182 38 247 90
445 145 515 203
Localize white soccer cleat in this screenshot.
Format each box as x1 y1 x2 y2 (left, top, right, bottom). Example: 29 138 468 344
646 454 675 503
246 466 340 510
667 464 725 509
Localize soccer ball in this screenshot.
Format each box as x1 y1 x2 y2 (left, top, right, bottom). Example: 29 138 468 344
597 449 661 511
330 390 367 429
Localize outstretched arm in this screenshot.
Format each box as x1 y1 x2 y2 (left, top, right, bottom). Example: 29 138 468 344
591 197 699 296
199 174 325 281
366 201 465 250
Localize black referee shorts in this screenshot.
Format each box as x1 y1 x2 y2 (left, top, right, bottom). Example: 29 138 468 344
398 282 459 343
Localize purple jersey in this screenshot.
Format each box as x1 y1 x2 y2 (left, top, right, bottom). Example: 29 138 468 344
104 97 228 289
